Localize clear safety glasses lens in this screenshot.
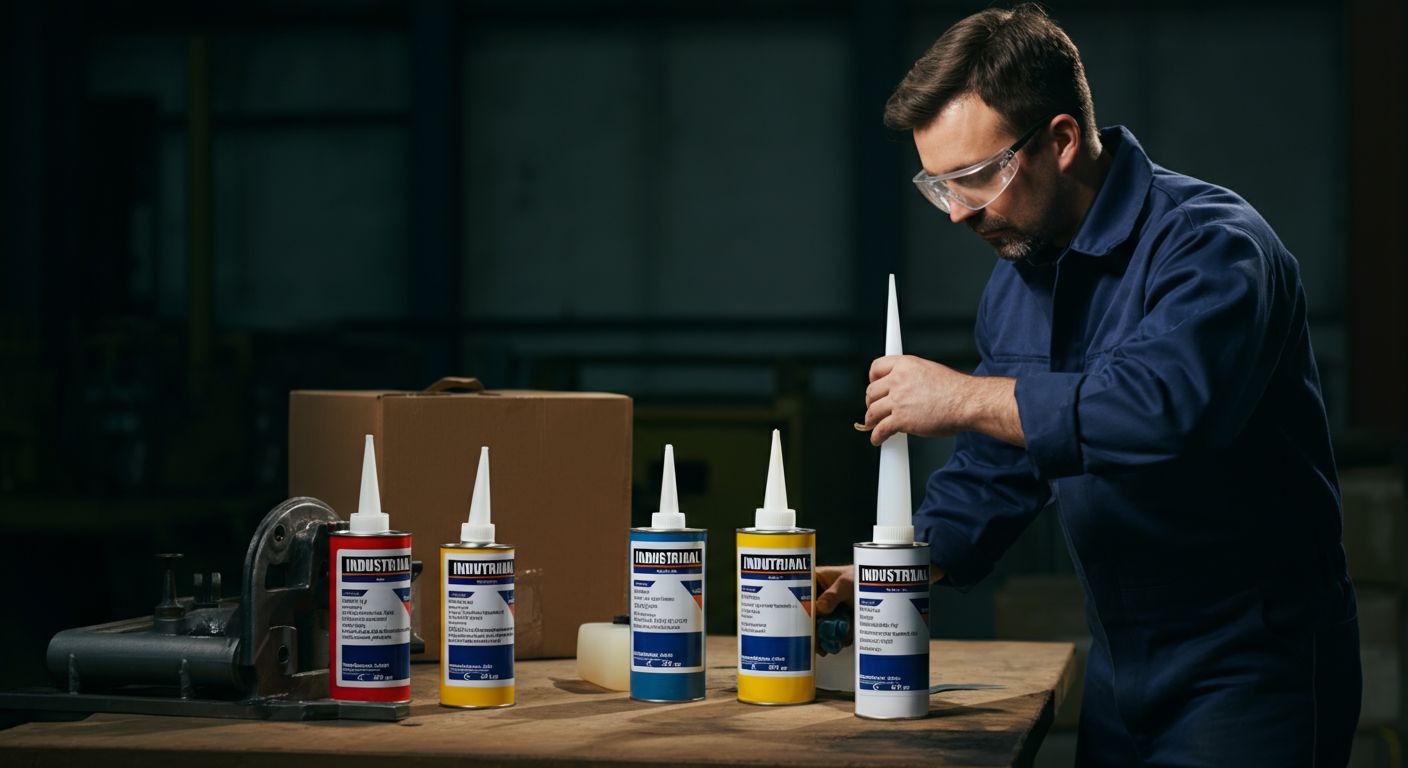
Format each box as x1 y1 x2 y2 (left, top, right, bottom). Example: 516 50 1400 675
912 149 1021 214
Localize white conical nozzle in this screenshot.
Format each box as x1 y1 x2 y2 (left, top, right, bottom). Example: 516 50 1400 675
755 429 796 530
350 434 391 534
886 272 903 356
651 444 687 529
875 274 914 544
461 447 495 542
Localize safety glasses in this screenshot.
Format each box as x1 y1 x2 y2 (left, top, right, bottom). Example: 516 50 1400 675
912 116 1050 214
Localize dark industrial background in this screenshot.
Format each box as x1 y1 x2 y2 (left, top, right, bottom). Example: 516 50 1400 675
3 0 1406 762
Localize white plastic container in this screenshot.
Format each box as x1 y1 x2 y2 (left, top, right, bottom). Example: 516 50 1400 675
854 275 930 720
577 622 630 691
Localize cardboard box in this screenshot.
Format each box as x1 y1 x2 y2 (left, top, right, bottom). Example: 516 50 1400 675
289 380 631 659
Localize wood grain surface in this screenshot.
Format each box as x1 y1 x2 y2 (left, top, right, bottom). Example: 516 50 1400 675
1 636 1075 768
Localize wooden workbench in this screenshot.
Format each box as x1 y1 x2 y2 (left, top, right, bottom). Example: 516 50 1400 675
1 636 1075 768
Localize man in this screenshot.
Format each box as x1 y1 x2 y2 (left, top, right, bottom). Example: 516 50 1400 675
816 5 1361 765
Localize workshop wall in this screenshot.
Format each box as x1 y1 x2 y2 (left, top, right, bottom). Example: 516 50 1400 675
3 1 1401 761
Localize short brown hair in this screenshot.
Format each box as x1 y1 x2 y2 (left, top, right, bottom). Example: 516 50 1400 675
884 4 1096 149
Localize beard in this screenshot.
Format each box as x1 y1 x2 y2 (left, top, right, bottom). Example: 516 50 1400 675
970 213 1047 262
968 209 1059 263
967 177 1073 263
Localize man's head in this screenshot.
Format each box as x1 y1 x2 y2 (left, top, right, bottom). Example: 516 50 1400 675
885 4 1101 262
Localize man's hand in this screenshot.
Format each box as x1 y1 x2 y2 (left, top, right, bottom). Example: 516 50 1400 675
815 563 947 656
815 565 854 656
862 355 1024 447
816 565 854 616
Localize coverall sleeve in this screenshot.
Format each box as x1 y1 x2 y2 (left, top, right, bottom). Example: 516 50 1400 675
1015 221 1287 480
914 294 1053 590
914 426 1053 590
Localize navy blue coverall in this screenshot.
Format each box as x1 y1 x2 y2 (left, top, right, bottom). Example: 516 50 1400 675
915 127 1361 766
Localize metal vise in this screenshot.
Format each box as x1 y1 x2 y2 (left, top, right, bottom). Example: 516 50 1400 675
3 497 417 721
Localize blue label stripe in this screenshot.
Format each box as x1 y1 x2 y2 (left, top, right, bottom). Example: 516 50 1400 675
448 576 514 585
340 643 410 683
343 574 412 583
857 653 927 692
858 583 928 593
447 644 513 681
739 635 812 672
633 566 703 575
632 630 703 669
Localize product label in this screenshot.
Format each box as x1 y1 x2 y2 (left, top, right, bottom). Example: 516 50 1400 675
738 547 813 675
335 546 412 687
856 562 929 692
443 550 515 688
630 540 705 673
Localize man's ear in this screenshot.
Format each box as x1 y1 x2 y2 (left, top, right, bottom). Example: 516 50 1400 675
1050 114 1082 173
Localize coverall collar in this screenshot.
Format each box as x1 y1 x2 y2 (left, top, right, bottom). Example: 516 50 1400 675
1067 125 1154 258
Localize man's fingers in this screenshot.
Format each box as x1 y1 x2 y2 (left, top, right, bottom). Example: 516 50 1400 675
814 567 854 616
864 397 892 435
871 414 899 446
865 378 889 408
869 355 899 383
